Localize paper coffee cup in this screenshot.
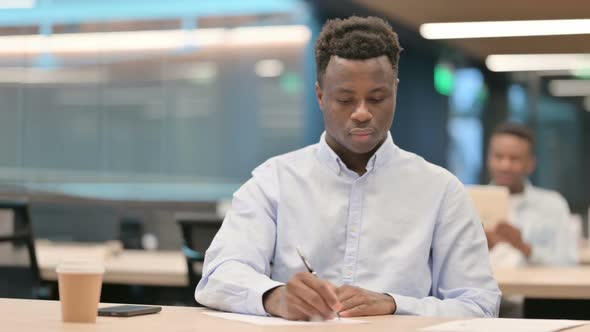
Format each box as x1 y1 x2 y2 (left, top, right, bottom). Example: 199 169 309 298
57 260 105 323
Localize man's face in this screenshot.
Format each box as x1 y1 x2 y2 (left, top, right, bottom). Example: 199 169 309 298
487 134 536 190
316 55 397 155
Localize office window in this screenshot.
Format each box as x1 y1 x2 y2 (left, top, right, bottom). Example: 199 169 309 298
535 97 581 200
446 68 487 184
0 2 311 200
508 84 529 124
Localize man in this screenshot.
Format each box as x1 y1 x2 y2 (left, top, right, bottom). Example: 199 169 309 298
195 16 500 320
485 123 577 266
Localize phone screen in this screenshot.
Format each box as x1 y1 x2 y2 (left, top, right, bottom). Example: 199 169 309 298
98 305 162 317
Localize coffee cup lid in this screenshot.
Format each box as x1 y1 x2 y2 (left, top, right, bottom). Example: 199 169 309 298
56 259 105 274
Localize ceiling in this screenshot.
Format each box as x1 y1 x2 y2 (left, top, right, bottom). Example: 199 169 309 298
352 0 590 60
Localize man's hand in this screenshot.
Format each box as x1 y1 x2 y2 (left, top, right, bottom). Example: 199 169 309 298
494 222 532 257
337 285 396 317
484 229 503 249
263 272 341 321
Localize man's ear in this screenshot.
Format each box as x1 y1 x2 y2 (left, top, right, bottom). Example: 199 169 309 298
315 81 324 110
526 155 537 176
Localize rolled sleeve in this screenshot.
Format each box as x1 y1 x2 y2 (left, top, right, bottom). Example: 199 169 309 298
249 279 285 316
195 160 283 315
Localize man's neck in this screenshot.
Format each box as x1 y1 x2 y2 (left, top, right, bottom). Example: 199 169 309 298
326 136 385 176
340 152 373 176
509 181 525 195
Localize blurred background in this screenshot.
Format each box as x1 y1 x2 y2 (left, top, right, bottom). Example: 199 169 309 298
0 0 589 307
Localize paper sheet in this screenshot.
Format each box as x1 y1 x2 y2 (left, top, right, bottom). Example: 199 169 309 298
203 311 368 326
420 318 589 332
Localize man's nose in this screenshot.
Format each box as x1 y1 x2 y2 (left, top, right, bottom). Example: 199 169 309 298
498 158 513 170
350 101 372 122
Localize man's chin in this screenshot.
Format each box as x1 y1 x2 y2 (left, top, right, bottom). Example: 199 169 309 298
346 141 379 154
494 179 515 188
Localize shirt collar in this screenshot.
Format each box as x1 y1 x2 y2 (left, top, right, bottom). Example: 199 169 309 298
519 179 534 203
316 131 397 175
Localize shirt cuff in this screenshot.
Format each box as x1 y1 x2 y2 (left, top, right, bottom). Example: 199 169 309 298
248 278 285 316
386 293 418 315
527 246 544 265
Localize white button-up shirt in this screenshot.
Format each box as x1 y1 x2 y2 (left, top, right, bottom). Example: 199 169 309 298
195 132 501 317
510 182 578 265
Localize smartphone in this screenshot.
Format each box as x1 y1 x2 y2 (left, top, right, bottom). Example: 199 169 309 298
98 305 162 317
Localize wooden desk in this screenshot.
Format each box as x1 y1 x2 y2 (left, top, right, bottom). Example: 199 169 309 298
36 242 188 287
2 298 590 332
494 267 590 299
579 246 590 265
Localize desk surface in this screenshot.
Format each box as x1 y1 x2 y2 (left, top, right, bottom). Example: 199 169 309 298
0 299 500 332
1 298 448 332
3 298 590 332
36 242 188 287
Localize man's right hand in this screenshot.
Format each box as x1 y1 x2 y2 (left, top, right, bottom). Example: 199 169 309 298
262 272 341 321
485 229 503 249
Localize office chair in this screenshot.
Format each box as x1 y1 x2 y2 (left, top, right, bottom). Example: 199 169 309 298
0 199 53 299
176 212 223 305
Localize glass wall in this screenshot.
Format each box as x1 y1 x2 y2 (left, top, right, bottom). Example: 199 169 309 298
446 68 487 184
507 80 588 214
0 1 311 200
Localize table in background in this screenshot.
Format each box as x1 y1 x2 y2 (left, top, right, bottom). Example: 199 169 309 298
35 241 188 287
36 244 590 298
579 246 590 265
494 266 590 299
495 267 590 319
33 242 590 316
30 241 191 305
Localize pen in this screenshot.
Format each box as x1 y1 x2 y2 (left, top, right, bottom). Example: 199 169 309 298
295 247 340 320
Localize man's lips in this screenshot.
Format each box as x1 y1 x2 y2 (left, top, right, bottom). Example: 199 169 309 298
494 174 515 182
350 128 375 136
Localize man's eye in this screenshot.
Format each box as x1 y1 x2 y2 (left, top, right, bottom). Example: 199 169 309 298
368 98 384 104
337 99 353 105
